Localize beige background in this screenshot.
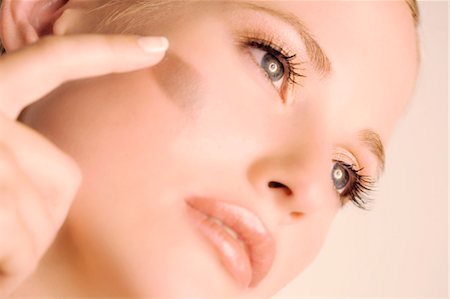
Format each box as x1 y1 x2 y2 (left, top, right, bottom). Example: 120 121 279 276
274 1 448 298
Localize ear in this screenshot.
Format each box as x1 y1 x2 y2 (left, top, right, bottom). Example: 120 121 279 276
0 0 68 52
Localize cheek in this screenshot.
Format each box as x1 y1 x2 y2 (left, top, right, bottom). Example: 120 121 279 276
151 51 204 111
18 70 194 219
18 71 234 293
20 72 181 170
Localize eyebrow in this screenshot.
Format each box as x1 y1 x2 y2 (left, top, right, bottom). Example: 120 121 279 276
227 1 332 76
358 129 386 175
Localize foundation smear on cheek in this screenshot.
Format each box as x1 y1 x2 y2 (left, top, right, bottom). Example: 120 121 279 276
152 51 204 112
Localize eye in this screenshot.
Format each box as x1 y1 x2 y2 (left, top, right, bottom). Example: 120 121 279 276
331 161 376 210
331 162 352 194
262 53 285 82
238 38 305 100
249 47 286 89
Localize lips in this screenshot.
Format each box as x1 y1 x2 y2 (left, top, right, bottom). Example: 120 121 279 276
185 197 275 288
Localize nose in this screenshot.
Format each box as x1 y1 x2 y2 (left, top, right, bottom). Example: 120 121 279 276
246 128 335 222
248 152 331 213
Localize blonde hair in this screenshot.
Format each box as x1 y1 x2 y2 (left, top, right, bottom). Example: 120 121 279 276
406 0 420 26
0 0 420 54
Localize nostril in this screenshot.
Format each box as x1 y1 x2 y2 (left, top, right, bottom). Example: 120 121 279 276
268 181 293 196
289 211 302 219
268 181 285 188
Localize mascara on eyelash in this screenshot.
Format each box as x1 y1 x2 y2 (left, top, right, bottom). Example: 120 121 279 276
338 161 376 210
241 37 306 86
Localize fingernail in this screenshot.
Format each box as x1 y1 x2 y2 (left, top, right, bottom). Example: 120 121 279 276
138 36 169 54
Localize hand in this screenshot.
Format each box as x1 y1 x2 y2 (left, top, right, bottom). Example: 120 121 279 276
0 34 168 297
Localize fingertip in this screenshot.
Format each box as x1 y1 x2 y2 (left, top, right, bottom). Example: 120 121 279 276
137 36 169 54
53 150 83 203
65 155 83 195
106 35 170 72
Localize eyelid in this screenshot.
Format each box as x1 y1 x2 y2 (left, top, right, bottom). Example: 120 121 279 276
225 3 331 75
333 147 379 185
231 26 307 56
333 149 360 169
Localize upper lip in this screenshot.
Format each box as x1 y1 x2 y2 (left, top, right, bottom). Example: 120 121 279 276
185 196 276 287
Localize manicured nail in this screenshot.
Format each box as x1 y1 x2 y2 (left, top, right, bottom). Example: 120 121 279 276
138 36 169 54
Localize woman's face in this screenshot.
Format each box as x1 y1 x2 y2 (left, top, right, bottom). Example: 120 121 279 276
20 0 418 297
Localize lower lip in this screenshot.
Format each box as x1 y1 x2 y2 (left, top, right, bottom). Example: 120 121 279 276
185 205 253 287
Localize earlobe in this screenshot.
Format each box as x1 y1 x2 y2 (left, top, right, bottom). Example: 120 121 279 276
0 0 68 52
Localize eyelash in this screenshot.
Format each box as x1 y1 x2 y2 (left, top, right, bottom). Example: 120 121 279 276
238 35 306 95
335 161 375 210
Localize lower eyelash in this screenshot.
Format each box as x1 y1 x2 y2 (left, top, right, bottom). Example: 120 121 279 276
341 162 376 210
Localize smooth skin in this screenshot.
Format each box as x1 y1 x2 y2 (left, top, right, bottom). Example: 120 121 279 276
0 34 168 297
0 0 418 298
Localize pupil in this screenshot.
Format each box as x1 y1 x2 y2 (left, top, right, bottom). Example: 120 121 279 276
334 168 343 180
261 53 284 82
269 62 277 72
332 163 349 190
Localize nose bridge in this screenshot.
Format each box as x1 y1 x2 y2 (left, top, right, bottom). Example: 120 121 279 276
246 103 333 215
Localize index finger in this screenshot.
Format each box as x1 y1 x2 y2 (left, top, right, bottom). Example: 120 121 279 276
0 34 169 119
